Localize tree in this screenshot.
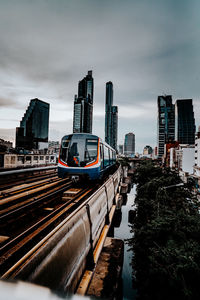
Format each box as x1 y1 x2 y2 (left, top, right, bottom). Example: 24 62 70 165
128 161 200 299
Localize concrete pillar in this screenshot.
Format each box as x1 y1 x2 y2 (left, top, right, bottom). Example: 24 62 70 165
87 238 124 299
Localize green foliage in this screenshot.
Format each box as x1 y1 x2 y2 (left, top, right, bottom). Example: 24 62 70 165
128 161 200 300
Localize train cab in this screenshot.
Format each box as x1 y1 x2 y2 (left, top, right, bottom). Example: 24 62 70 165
58 133 116 180
58 134 100 180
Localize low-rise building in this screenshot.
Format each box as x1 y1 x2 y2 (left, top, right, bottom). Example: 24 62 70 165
169 144 195 182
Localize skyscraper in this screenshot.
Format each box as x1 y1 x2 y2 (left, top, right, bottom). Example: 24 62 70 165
111 106 118 150
157 95 175 158
105 81 113 145
73 71 93 133
16 98 49 150
124 133 135 156
105 81 118 150
175 99 195 145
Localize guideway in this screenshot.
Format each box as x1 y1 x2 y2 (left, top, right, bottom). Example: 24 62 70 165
0 166 122 294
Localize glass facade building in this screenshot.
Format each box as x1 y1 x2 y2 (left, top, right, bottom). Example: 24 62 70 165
16 98 49 150
73 71 93 134
124 132 135 156
105 81 118 150
175 99 195 145
157 95 175 158
105 81 113 146
111 105 118 151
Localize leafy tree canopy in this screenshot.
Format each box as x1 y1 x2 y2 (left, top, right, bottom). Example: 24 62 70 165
128 161 200 300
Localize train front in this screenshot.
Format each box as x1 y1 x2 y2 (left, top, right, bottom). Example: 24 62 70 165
58 134 100 180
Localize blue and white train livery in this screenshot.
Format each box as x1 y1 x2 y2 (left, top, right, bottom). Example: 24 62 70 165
58 133 116 180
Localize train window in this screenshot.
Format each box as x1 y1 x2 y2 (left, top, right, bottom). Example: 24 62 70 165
34 156 38 161
104 146 109 167
26 156 31 161
46 156 49 161
100 144 103 159
40 156 44 160
50 156 55 161
60 135 72 163
108 149 111 165
85 139 98 164
100 143 104 169
110 150 113 163
60 135 98 167
67 141 82 167
62 139 70 148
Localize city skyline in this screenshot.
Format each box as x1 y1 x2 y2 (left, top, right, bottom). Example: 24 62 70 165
0 0 200 152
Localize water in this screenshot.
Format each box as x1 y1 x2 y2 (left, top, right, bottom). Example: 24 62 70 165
114 185 137 300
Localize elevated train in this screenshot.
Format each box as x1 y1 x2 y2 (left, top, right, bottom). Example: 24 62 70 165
58 133 116 180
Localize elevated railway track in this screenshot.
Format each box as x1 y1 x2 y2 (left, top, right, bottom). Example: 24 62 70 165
0 166 57 190
0 185 97 278
0 177 73 224
0 165 122 293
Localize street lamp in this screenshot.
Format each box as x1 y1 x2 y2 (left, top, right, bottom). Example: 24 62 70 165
162 183 184 190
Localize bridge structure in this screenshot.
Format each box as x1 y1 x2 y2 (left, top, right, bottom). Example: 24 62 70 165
118 156 150 168
0 165 129 295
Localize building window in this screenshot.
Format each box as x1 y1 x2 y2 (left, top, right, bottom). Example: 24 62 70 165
18 156 24 162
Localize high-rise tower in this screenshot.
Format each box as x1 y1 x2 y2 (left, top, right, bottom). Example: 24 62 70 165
175 99 195 145
105 81 118 150
73 71 93 133
111 106 118 150
124 132 135 156
105 81 113 145
157 95 175 158
16 98 49 150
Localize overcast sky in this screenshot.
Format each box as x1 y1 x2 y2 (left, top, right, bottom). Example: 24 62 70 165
0 0 200 152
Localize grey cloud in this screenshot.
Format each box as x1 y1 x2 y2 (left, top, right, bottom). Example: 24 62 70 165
0 0 200 151
0 128 15 143
0 97 16 107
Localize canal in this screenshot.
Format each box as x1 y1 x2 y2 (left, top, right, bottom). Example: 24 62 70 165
114 185 137 300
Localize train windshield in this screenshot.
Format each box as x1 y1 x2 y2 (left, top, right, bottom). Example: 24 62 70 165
85 139 98 164
60 135 98 167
